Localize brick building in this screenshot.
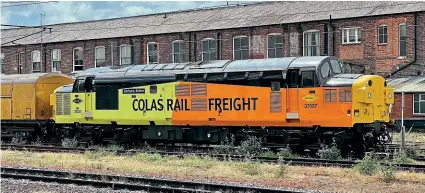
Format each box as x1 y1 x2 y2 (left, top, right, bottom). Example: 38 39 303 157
1 1 425 77
387 76 425 130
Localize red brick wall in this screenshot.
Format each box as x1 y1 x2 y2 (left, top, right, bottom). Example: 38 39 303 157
1 13 423 76
391 93 413 119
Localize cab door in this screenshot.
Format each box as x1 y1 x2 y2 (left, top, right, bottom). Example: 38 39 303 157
298 68 320 124
84 77 94 119
286 69 300 120
70 77 86 122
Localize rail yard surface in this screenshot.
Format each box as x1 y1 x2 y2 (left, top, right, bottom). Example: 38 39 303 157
2 149 425 193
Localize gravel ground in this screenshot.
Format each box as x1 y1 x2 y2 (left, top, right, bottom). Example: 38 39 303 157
1 178 147 193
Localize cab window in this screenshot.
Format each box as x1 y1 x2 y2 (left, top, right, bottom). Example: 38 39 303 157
301 71 318 87
73 78 85 92
320 61 331 78
330 59 342 74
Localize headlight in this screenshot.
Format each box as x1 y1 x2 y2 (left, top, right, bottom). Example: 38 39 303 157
354 109 360 117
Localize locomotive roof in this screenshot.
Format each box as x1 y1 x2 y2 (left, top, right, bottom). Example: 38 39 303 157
84 56 335 81
0 72 71 84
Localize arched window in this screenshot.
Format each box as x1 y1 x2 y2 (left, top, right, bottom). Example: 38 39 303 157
202 38 216 61
51 49 61 72
95 46 105 67
172 40 185 63
147 42 158 64
233 36 249 60
303 30 320 56
32 50 41 72
267 33 283 58
120 44 131 65
73 47 83 71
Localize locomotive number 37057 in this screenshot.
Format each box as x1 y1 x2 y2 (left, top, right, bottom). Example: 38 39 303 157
304 104 317 108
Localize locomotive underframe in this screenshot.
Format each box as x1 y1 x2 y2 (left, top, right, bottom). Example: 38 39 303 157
52 121 389 156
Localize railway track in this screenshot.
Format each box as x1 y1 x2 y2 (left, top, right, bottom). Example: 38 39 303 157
2 144 425 172
1 166 303 193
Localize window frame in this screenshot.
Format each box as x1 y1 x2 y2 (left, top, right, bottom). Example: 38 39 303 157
147 42 158 64
18 52 24 74
378 25 388 45
73 47 84 72
342 27 362 44
303 30 320 56
172 40 185 63
267 33 283 58
31 50 41 72
413 93 425 115
0 53 4 74
95 46 105 67
399 23 407 57
232 35 249 60
120 44 132 66
201 38 216 61
51 49 61 72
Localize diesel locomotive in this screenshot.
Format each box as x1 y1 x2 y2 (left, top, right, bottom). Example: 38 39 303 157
1 56 395 155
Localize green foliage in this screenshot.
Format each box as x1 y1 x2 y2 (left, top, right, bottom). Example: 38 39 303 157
11 136 26 145
32 136 43 145
133 153 164 162
240 160 261 176
89 144 124 154
238 136 263 156
85 150 114 160
214 134 236 155
276 157 290 178
262 151 277 158
392 150 415 164
61 138 79 148
404 146 419 158
355 155 380 176
380 162 397 182
317 140 342 160
181 155 215 168
277 146 297 158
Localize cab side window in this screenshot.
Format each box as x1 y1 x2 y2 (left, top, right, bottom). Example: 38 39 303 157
73 78 85 92
320 61 331 79
301 71 318 88
330 59 342 74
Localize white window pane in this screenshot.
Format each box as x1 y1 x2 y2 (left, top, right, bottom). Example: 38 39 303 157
234 38 240 50
421 102 425 113
32 51 40 62
357 29 361 42
179 42 185 54
96 47 105 59
421 94 425 101
268 36 275 49
202 41 208 52
400 25 406 37
173 42 179 53
74 49 83 60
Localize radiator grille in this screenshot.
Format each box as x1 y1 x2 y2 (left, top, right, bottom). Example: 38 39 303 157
191 84 207 96
191 98 207 111
56 94 63 115
63 94 71 115
270 92 281 113
176 84 190 96
56 93 71 115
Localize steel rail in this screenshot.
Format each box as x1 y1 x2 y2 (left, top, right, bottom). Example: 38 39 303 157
2 144 425 172
1 166 304 193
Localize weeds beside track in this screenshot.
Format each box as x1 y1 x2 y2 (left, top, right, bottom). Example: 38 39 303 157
2 144 425 173
1 166 304 193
